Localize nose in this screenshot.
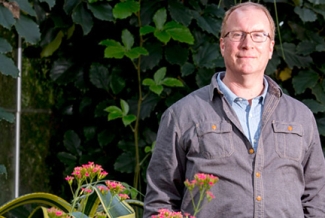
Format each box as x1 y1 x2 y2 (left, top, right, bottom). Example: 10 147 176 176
240 33 254 48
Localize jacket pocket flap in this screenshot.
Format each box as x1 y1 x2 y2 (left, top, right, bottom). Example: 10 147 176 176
272 121 303 136
196 121 232 136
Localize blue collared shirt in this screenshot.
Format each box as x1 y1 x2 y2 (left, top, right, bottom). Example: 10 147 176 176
217 72 268 150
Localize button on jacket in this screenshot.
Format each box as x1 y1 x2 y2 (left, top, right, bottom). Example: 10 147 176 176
144 72 325 218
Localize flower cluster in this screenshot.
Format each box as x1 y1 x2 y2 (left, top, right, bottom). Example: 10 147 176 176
47 207 71 218
151 209 194 218
152 173 219 218
48 162 129 218
65 162 108 184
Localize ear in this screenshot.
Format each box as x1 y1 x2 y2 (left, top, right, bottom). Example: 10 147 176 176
220 38 225 57
269 40 275 59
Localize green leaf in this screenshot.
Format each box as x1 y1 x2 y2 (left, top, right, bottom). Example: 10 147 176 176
89 63 110 91
154 67 166 84
166 25 194 44
93 185 135 217
142 78 155 86
113 1 140 19
120 99 129 115
57 152 77 166
114 152 135 173
302 99 325 113
40 0 56 9
140 25 155 35
140 42 163 71
296 40 316 55
294 7 317 23
97 130 114 148
307 0 325 4
41 30 64 57
101 39 125 58
110 68 126 94
192 42 221 68
0 5 15 29
144 146 152 153
87 2 113 21
125 47 149 59
292 70 319 94
83 126 96 141
71 212 88 218
63 130 82 156
103 43 125 59
0 54 19 78
181 62 195 77
153 8 167 30
122 29 134 50
276 43 313 69
162 78 183 87
168 0 192 26
154 30 171 44
72 3 93 35
139 93 160 119
150 84 163 95
49 59 73 82
104 105 122 113
108 111 123 120
312 82 325 104
122 114 137 126
0 193 72 215
14 14 41 44
0 106 15 123
15 0 36 16
64 0 81 14
192 11 221 37
100 39 121 46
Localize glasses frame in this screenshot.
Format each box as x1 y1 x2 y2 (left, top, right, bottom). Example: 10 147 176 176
223 31 271 43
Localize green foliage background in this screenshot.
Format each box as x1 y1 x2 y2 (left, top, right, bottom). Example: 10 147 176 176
1 0 325 201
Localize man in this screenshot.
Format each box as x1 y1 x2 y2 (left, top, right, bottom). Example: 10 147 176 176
143 2 325 217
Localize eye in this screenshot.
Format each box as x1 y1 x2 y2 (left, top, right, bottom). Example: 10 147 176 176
252 32 264 38
232 31 243 38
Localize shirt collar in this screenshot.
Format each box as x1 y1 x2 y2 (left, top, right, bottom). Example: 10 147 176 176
216 72 269 106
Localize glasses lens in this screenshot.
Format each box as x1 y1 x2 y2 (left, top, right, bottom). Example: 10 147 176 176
251 32 266 42
228 31 267 42
230 31 243 41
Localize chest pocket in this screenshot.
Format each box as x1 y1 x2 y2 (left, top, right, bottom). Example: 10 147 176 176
272 121 303 161
196 121 234 159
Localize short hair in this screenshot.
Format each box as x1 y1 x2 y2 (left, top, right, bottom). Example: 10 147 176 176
220 2 275 40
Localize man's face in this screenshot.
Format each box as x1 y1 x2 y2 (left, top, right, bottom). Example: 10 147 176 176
220 6 274 76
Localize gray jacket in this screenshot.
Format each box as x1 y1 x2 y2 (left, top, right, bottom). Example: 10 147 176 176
144 73 325 218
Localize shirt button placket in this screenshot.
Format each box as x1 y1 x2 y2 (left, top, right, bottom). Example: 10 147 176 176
254 148 264 218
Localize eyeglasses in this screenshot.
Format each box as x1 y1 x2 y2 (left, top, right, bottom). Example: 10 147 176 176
223 31 270 43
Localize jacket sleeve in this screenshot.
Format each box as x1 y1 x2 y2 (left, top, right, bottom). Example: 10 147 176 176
301 114 325 217
143 109 186 218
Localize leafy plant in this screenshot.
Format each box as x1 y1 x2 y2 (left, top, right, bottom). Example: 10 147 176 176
0 162 143 218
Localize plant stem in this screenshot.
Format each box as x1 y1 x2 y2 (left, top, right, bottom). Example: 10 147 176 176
133 0 143 194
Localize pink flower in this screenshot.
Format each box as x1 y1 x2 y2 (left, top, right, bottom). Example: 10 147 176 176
152 209 185 218
206 190 215 202
81 187 93 194
99 171 108 180
105 180 125 195
65 176 74 185
118 193 130 200
98 185 109 194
